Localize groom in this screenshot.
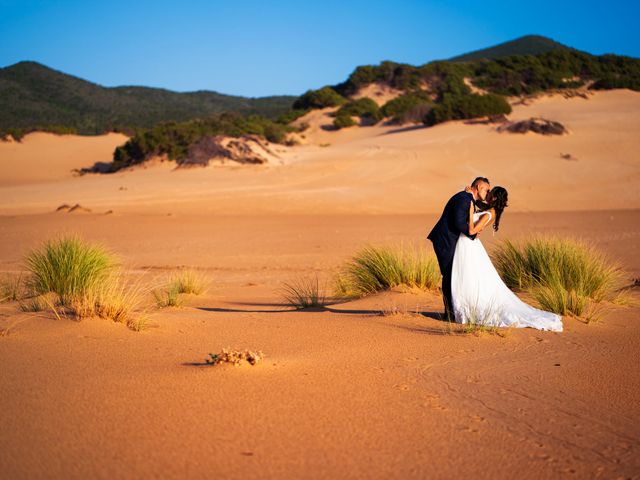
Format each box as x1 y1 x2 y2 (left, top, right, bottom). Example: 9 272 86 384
427 177 491 320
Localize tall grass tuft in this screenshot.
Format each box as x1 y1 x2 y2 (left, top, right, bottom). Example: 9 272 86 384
23 235 148 330
337 244 441 297
19 293 55 312
493 236 624 318
25 235 116 305
152 286 184 308
95 275 146 325
168 269 206 295
0 273 25 302
282 275 326 309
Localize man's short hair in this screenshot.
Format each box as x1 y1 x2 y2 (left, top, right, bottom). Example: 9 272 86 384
471 176 490 187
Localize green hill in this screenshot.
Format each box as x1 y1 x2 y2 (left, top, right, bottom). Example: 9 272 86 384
5 35 639 173
0 61 295 139
449 35 575 62
293 37 640 129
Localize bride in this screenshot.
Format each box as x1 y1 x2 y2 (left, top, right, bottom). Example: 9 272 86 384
451 186 563 332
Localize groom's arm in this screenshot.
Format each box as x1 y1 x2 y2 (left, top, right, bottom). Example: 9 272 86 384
453 195 476 239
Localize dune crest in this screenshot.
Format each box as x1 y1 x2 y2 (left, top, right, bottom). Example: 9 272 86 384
1 90 639 215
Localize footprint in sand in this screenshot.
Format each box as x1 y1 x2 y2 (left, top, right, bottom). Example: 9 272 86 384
460 425 480 433
421 393 448 411
403 356 420 362
469 414 486 423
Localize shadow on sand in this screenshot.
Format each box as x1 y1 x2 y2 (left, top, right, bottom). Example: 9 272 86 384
196 302 444 322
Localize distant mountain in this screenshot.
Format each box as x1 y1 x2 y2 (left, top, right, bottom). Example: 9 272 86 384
449 35 576 62
0 61 295 138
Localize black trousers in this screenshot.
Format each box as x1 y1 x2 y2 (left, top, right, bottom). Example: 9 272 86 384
433 247 454 319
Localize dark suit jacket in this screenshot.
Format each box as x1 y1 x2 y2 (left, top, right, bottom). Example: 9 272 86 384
427 191 476 266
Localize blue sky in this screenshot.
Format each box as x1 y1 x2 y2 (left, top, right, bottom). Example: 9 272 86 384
1 0 638 97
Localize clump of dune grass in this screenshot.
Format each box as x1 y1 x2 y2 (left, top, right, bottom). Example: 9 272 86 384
23 235 148 330
0 273 25 302
493 236 625 319
168 269 206 295
336 244 441 297
151 268 206 308
282 275 326 309
457 300 507 336
25 235 116 305
152 286 184 308
19 292 55 312
95 275 146 325
126 313 149 332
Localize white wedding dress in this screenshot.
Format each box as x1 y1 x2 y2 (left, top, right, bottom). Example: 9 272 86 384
451 211 563 332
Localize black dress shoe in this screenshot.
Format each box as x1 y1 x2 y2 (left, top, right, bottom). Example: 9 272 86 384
442 311 455 322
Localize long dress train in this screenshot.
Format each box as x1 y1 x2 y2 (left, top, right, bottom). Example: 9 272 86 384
451 212 563 332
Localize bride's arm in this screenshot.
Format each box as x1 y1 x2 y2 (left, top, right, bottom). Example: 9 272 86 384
468 204 493 235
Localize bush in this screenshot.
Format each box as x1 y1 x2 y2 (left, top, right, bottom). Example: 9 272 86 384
591 75 640 91
381 92 433 124
333 98 382 128
276 109 310 125
337 245 441 297
111 112 294 169
292 87 346 110
492 236 624 317
334 61 423 96
423 93 512 126
333 114 356 129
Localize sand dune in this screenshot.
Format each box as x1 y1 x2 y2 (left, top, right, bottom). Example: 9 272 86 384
0 90 638 215
0 211 638 479
0 132 128 186
1 89 639 479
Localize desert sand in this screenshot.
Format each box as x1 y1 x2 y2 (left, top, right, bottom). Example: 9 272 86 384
0 90 639 479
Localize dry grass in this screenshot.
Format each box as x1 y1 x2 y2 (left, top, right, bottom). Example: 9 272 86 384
168 269 207 295
151 268 207 309
0 273 25 302
282 275 326 309
19 292 55 312
152 286 184 308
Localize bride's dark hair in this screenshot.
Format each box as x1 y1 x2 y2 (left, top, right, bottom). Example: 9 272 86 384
489 186 508 231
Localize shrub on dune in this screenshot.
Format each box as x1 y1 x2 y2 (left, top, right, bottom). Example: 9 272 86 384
338 245 441 297
423 92 512 126
333 97 382 129
380 92 433 124
333 114 356 129
292 87 346 110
